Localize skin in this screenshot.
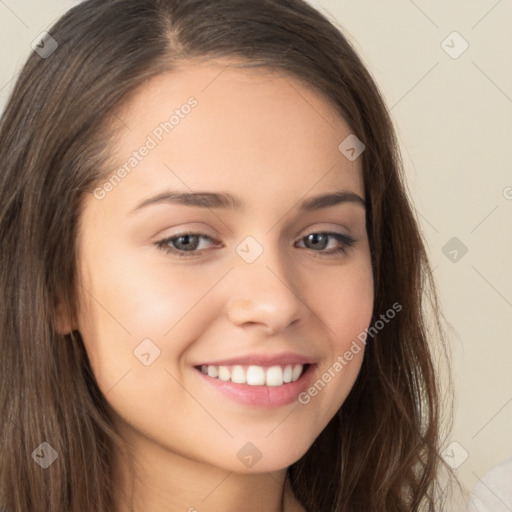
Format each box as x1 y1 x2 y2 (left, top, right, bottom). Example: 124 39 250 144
62 58 374 512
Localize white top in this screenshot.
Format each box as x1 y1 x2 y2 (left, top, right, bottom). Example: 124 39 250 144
465 457 512 512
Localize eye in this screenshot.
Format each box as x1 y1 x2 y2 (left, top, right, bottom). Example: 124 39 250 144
155 232 217 258
295 232 356 256
154 231 356 258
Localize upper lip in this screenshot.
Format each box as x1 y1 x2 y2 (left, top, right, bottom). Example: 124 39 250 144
194 351 316 367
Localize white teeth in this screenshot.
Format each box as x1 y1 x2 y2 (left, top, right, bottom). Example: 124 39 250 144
266 366 283 387
246 365 266 385
199 363 305 386
231 365 246 384
283 364 293 383
292 364 303 381
218 366 231 381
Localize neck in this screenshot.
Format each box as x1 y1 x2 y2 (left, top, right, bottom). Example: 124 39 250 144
111 432 305 512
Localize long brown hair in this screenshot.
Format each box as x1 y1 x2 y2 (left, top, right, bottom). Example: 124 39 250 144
0 0 460 510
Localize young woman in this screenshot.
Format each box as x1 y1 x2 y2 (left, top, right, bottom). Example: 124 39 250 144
0 0 460 510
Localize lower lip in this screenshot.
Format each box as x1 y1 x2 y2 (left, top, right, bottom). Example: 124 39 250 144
194 364 316 408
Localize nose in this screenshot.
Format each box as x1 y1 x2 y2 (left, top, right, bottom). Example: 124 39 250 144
224 245 309 335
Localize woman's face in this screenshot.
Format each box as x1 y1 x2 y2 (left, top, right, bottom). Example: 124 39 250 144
73 59 374 474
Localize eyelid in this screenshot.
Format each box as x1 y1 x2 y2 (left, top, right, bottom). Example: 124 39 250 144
153 221 355 240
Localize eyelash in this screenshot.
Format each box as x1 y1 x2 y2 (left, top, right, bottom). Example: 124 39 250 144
154 231 356 259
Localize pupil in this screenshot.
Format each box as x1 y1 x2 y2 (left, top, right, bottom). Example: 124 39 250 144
177 235 198 251
308 233 326 249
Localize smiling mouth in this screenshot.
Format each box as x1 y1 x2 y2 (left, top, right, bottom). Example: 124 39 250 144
194 363 311 387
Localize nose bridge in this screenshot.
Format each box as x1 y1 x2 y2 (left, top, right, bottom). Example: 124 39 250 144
225 233 305 332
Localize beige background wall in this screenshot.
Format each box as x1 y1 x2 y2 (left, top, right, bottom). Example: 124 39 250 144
1 0 511 509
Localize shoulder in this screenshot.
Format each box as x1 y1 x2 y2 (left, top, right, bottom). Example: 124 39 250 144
465 457 512 512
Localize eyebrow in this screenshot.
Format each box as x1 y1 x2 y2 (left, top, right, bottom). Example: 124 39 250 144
130 189 367 214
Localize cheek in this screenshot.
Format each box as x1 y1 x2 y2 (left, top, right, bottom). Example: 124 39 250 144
316 257 374 348
75 260 198 439
75 245 227 391
301 257 373 414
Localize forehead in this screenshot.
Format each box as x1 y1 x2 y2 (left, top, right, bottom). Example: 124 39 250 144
100 58 364 211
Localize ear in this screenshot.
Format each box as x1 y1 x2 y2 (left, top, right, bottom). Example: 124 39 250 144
52 296 76 335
